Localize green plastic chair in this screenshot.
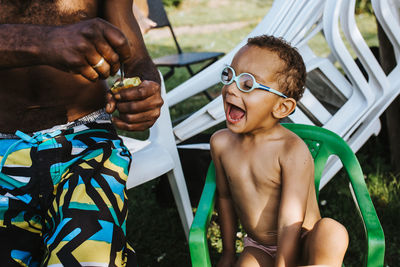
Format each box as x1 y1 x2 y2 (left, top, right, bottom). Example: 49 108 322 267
189 124 385 267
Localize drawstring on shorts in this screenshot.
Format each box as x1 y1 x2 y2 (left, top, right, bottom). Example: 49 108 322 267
0 130 62 173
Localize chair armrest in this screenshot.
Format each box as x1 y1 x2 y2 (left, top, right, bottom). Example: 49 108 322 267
189 163 217 267
341 146 385 267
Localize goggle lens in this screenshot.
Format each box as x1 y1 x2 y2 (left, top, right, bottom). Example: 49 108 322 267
238 73 254 92
221 66 255 92
220 65 288 98
221 67 234 84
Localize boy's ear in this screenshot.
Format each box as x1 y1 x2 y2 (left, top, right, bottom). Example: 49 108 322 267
272 98 297 119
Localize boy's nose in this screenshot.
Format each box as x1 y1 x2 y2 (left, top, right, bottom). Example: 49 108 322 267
224 82 240 96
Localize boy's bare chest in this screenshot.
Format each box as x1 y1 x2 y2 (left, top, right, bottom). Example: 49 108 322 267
0 0 99 25
221 146 281 189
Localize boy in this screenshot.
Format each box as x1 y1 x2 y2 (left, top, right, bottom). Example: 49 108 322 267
211 35 349 267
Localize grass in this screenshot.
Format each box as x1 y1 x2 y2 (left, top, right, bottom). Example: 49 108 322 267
123 1 399 266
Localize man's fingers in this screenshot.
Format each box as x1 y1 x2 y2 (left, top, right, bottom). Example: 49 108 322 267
115 81 161 101
80 66 99 82
111 80 162 131
94 39 120 65
112 116 155 131
109 61 121 76
93 39 121 75
106 92 117 114
116 94 163 114
102 24 131 63
78 18 129 79
45 18 132 81
117 109 161 124
88 55 111 79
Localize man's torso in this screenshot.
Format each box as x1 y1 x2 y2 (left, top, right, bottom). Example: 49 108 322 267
0 0 108 133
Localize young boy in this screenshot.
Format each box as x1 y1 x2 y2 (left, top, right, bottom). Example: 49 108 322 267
211 35 349 267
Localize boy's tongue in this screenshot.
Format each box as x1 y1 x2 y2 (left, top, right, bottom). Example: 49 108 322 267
229 105 245 120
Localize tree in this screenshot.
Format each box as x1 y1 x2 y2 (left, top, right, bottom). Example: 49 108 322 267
377 21 400 173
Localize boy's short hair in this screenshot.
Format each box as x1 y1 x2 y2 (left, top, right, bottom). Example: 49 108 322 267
247 35 306 101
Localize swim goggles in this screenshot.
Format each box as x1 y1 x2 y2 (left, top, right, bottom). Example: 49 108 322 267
220 65 288 98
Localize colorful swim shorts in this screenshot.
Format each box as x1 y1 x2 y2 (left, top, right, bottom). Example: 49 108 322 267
0 109 135 266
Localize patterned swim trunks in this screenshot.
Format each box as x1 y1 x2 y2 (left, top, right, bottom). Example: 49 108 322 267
0 109 135 266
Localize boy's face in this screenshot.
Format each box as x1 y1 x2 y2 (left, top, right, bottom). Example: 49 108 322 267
222 45 288 134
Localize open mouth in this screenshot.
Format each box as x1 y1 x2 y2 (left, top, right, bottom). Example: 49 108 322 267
226 103 245 123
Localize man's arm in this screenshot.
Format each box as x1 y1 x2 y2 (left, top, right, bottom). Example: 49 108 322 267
103 0 163 131
275 139 314 267
102 0 159 83
211 132 237 267
0 24 48 69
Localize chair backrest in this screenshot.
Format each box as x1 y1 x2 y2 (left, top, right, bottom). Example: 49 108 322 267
166 0 325 106
371 0 400 96
146 0 170 28
169 0 369 139
283 124 385 267
283 124 366 198
171 0 393 189
146 0 183 53
372 0 400 65
170 0 333 142
189 124 385 267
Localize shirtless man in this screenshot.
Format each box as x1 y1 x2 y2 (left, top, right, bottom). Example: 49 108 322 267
0 1 162 266
211 35 349 267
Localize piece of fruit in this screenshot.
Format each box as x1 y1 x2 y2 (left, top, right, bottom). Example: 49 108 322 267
110 77 141 94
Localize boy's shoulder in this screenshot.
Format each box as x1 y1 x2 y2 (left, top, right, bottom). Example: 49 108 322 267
278 126 314 183
279 126 312 160
210 128 235 150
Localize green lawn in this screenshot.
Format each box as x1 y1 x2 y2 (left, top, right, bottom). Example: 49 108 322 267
124 1 399 266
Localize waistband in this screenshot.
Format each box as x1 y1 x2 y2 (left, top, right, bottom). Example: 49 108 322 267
0 109 112 139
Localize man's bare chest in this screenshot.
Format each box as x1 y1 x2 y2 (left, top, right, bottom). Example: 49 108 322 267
0 0 99 25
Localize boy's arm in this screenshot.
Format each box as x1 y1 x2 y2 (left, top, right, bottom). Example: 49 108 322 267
275 140 314 267
210 133 237 267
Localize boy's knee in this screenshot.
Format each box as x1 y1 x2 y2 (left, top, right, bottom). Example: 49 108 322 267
303 218 348 265
315 218 349 252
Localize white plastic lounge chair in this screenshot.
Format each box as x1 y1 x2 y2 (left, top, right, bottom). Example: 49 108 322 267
371 0 400 98
172 0 326 142
167 0 325 107
372 0 400 64
170 0 391 189
120 73 193 239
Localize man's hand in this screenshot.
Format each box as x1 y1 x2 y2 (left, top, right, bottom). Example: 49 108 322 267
106 80 163 131
43 18 131 81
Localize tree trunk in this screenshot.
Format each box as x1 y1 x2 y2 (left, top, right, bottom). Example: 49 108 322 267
377 20 400 173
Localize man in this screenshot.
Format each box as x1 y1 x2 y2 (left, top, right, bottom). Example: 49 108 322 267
0 0 163 266
132 0 157 34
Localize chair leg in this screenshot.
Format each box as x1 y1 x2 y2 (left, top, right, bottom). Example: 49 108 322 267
202 90 214 101
166 164 194 240
195 58 219 74
186 65 195 76
163 68 175 80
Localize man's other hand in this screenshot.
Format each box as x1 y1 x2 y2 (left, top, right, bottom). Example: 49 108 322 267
43 18 131 81
106 80 163 131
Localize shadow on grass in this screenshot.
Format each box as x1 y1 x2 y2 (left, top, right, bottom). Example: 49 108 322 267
127 179 190 267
